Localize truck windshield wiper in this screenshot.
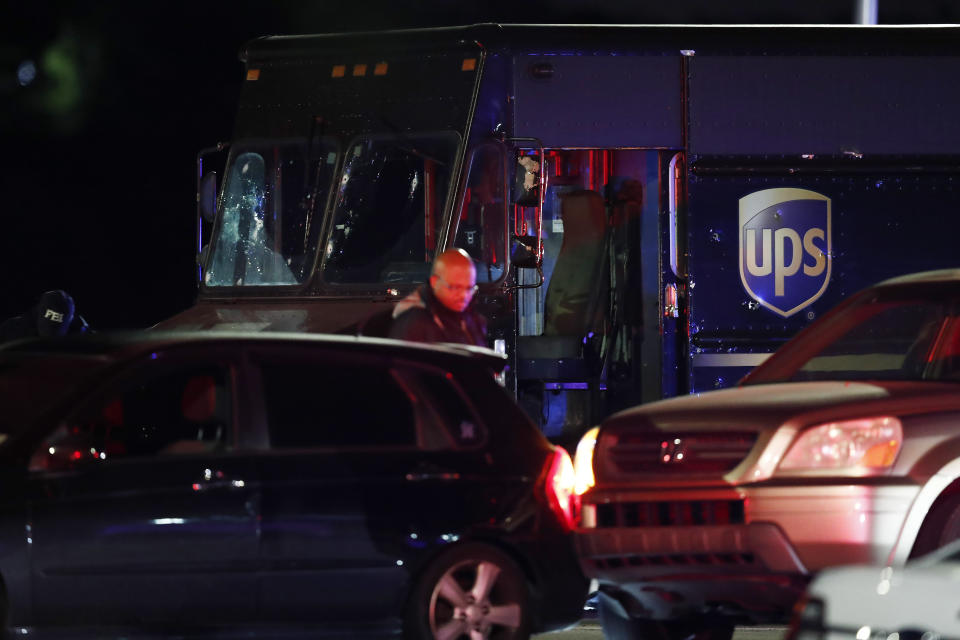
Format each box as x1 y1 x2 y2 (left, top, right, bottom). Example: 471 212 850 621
303 115 329 251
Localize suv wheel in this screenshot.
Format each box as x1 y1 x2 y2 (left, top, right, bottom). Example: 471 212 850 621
406 543 531 640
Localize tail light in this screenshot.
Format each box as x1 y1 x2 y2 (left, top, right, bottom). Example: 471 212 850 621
544 446 579 531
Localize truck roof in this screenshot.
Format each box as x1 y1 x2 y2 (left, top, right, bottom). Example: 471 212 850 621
242 22 960 61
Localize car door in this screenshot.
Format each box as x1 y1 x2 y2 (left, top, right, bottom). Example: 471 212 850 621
27 348 261 627
248 346 496 625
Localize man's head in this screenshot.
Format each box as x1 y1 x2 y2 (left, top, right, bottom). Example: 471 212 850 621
430 249 477 313
36 290 75 337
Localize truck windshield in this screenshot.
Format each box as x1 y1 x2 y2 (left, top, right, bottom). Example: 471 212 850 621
205 138 338 287
321 132 460 285
743 293 960 384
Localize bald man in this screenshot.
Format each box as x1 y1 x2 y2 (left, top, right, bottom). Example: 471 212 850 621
389 248 487 346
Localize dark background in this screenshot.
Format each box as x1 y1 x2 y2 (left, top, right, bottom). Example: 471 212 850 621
4 0 959 329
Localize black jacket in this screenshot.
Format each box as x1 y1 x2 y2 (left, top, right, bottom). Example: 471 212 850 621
388 285 487 347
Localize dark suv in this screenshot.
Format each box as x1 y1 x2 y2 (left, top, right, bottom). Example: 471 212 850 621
0 332 587 638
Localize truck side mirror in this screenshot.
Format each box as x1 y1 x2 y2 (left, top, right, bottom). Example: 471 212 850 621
506 140 545 289
511 234 539 269
511 154 541 207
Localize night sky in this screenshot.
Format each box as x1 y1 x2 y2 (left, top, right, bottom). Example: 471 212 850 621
5 0 960 330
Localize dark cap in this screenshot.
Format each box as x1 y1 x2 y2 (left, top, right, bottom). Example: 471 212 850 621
36 290 76 337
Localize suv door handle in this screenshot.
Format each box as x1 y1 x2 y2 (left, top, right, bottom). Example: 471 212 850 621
192 468 247 491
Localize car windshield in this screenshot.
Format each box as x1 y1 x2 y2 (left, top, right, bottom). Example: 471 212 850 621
205 137 338 287
743 290 960 384
320 132 460 285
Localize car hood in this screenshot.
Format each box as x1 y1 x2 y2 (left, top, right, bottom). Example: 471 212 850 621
810 562 960 633
604 380 960 433
594 380 960 485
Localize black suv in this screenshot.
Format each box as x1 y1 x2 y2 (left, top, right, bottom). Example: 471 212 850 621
0 332 587 638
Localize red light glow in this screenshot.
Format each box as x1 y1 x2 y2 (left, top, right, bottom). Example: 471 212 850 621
544 447 579 531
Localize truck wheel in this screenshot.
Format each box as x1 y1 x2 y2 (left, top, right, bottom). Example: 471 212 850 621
911 492 960 558
598 594 734 640
405 542 531 640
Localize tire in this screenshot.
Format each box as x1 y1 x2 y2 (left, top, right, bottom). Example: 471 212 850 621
598 592 645 639
598 592 734 640
911 492 960 558
405 542 531 640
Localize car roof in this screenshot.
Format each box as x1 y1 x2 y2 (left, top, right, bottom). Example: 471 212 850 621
0 331 508 372
876 268 960 287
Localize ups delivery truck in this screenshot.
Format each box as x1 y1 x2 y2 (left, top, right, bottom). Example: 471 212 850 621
160 23 960 444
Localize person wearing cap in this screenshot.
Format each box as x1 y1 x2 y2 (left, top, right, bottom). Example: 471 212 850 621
388 248 487 347
0 290 90 342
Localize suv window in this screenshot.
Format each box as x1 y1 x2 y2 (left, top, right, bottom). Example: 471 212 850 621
795 301 945 380
29 365 232 471
259 362 416 449
413 371 485 448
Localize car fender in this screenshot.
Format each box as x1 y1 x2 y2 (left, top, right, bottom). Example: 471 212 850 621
888 455 960 565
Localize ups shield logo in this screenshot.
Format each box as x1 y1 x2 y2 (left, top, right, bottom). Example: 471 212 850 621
739 188 831 318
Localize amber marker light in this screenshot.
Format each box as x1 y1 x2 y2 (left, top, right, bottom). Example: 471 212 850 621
331 65 346 78
352 64 367 77
462 58 477 71
374 62 388 76
573 426 600 495
246 69 260 81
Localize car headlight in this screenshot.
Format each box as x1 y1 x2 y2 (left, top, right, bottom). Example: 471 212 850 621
778 416 902 473
573 426 600 495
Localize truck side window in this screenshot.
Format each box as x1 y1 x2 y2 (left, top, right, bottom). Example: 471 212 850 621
454 145 507 284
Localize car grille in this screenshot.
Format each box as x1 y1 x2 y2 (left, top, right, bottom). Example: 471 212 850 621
590 551 758 570
606 431 757 476
595 499 746 528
